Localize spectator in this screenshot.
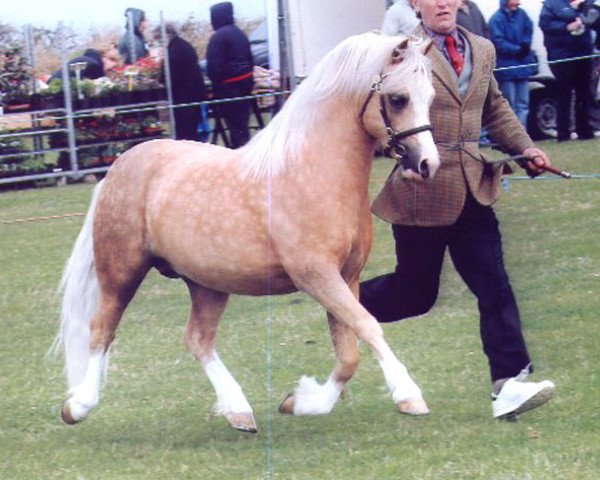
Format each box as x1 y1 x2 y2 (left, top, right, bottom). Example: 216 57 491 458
458 0 491 39
206 2 254 148
380 0 420 36
457 0 492 146
49 45 121 82
360 0 555 420
579 0 600 48
489 0 538 127
118 7 148 65
157 23 207 141
539 0 595 141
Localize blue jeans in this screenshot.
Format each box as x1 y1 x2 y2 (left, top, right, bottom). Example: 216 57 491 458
360 192 532 381
499 79 530 127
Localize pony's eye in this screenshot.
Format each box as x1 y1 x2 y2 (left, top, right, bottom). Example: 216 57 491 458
388 94 408 110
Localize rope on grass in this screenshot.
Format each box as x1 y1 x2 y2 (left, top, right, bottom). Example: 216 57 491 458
0 212 85 225
2 173 598 225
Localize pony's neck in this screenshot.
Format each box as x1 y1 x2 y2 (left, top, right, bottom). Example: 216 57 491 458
302 97 377 183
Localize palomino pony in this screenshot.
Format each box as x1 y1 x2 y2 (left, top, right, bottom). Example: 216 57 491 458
56 33 439 433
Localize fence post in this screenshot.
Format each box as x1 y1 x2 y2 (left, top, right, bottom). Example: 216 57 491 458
159 11 176 139
58 22 80 180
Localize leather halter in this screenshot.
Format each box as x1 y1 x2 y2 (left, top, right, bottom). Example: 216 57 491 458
359 72 433 162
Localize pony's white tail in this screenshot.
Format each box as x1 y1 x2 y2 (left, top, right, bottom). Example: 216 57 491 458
52 181 106 389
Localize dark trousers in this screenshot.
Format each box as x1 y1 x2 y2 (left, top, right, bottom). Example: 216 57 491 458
549 58 594 141
360 193 532 381
174 104 201 141
215 77 253 148
219 99 251 148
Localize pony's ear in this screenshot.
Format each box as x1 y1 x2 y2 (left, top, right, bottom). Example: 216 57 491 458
391 37 410 64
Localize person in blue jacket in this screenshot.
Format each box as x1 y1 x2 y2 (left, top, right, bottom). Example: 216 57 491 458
539 0 595 142
489 0 538 127
206 2 254 148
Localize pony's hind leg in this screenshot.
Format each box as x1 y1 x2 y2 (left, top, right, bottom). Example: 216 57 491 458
61 261 150 425
185 281 257 433
61 291 133 424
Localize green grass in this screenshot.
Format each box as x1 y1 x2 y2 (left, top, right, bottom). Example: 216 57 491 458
1 138 599 479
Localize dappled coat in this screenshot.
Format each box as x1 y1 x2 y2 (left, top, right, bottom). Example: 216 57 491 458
372 26 534 226
489 0 538 81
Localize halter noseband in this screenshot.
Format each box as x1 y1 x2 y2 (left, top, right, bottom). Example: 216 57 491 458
359 72 433 163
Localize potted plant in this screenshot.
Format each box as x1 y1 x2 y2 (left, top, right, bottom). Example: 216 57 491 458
0 45 33 112
141 115 163 136
40 78 65 110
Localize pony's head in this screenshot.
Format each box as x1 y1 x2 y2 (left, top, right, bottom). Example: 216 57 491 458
358 35 439 180
241 32 439 180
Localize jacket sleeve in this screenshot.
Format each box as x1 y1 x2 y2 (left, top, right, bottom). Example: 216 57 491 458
539 0 578 33
206 33 227 85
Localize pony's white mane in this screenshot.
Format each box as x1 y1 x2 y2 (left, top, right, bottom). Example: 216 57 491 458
239 32 431 179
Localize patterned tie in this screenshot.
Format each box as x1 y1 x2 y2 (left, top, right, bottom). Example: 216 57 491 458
445 34 464 76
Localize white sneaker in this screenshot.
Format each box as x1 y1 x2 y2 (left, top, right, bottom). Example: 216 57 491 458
492 369 555 419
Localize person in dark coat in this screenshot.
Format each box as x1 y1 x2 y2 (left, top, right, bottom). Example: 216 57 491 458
489 0 538 127
159 23 207 141
457 0 490 39
457 0 492 146
50 49 105 82
117 7 148 64
206 1 254 148
539 0 595 141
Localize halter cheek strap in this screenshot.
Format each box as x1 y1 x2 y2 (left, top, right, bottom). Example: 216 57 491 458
359 72 433 162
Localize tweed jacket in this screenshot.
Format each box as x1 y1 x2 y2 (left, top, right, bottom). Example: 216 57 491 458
372 25 535 226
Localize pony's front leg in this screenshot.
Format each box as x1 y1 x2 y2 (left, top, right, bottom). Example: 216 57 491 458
286 271 429 416
185 281 257 433
280 301 359 416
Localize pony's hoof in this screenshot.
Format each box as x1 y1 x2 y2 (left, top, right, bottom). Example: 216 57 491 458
226 412 258 433
397 397 430 416
278 393 294 415
61 401 81 425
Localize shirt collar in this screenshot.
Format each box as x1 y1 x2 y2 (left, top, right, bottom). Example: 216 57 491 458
422 25 464 54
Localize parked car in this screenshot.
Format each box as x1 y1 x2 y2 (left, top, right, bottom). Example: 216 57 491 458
248 19 269 68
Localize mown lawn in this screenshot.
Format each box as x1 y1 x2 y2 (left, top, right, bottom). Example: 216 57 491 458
0 138 598 479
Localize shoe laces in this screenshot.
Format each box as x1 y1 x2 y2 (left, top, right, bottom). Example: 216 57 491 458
514 363 532 382
492 363 533 400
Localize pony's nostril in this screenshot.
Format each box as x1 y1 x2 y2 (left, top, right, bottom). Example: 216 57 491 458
419 160 430 179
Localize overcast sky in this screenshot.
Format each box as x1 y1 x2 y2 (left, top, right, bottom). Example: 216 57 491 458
2 0 267 32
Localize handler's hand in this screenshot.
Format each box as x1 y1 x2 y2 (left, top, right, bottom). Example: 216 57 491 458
521 147 551 177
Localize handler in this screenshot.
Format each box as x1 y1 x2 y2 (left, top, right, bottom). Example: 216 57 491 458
361 0 555 419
